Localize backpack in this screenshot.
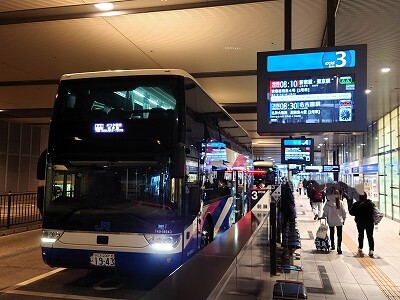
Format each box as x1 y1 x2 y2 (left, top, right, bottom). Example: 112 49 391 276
314 188 323 202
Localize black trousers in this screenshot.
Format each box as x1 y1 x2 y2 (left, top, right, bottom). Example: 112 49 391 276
356 223 374 251
329 225 343 248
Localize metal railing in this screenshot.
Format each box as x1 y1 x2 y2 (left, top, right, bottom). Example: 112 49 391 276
0 192 42 228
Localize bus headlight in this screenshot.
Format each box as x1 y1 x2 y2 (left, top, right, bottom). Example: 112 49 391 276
144 233 181 251
41 229 64 244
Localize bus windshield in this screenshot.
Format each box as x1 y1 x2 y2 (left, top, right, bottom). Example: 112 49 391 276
45 161 181 232
49 76 181 158
57 77 178 120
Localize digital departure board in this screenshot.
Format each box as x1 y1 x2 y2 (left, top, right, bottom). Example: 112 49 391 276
257 45 367 134
281 138 314 165
269 75 354 124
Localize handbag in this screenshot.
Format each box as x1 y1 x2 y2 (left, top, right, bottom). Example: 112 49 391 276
373 206 383 224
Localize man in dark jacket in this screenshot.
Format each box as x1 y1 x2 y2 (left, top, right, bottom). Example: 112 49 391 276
349 192 375 257
280 182 296 230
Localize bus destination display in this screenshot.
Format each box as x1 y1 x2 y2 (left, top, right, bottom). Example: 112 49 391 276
269 74 354 124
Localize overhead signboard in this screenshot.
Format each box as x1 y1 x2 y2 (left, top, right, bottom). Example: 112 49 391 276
322 165 340 172
281 138 314 165
305 166 322 172
257 44 367 134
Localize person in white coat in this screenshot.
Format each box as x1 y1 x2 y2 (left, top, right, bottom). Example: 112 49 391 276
322 185 347 254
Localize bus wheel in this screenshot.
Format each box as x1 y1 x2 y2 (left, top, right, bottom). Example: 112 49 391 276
201 218 212 248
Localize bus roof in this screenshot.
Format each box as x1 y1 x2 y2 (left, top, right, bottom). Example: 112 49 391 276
60 69 196 82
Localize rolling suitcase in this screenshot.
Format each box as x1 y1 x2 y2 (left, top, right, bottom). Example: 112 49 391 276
314 218 330 252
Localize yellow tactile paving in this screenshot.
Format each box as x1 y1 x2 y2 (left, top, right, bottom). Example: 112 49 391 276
343 231 400 299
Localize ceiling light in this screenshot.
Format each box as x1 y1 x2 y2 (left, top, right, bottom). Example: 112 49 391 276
324 137 328 140
94 3 114 11
365 89 371 94
381 67 391 73
317 146 320 148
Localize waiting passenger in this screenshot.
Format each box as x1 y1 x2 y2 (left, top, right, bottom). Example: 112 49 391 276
219 179 231 197
349 191 375 258
257 179 266 189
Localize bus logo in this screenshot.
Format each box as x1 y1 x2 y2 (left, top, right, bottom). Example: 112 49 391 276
95 221 111 231
155 224 172 234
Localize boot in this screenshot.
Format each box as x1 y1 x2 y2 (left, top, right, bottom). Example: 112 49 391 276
358 248 364 257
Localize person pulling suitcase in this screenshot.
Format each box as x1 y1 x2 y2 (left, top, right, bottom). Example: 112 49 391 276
322 185 346 254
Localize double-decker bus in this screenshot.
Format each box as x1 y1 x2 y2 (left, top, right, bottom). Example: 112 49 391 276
39 69 252 275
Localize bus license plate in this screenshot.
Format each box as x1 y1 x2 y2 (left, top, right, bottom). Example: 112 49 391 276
90 253 115 267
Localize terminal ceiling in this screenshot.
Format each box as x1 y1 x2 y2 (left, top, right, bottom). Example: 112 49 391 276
0 0 399 164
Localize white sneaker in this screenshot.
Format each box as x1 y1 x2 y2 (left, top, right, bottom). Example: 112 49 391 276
369 250 374 258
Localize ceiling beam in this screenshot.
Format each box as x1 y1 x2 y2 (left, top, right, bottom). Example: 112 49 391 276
0 70 257 87
0 0 274 26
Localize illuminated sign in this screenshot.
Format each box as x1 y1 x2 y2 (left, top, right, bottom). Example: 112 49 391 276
322 165 340 172
94 123 124 133
363 163 378 174
267 50 356 72
257 44 367 134
269 75 355 124
305 166 322 172
201 141 227 161
281 138 314 165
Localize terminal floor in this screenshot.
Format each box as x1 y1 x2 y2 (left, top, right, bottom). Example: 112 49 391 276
256 193 400 300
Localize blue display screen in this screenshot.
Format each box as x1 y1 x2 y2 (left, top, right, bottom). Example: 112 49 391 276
281 138 314 165
267 50 356 72
283 139 313 146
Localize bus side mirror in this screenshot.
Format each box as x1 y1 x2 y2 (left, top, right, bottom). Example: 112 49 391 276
171 143 185 178
189 186 201 215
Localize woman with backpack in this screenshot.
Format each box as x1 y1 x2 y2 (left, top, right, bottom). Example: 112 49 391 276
322 186 346 254
349 192 375 257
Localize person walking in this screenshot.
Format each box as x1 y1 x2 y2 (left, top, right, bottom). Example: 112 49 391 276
297 180 304 195
322 186 346 254
310 181 324 220
303 179 308 195
349 192 375 257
